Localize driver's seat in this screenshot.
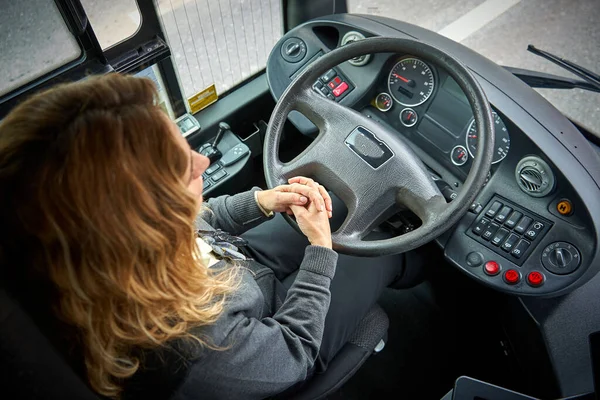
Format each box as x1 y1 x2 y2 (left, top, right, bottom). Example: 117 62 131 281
0 286 388 400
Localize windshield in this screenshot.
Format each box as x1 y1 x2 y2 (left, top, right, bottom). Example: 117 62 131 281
349 0 600 133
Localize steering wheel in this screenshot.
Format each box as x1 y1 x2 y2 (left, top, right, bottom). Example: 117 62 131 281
264 37 495 256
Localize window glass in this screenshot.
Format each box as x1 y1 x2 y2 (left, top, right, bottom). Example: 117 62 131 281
0 0 81 97
135 65 176 119
79 0 142 50
347 0 600 130
155 0 283 101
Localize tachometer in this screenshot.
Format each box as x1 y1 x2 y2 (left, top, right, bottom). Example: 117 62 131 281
466 111 510 164
388 58 435 107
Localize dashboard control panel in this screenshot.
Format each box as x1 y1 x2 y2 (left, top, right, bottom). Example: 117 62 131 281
467 196 553 266
267 19 597 297
312 67 353 102
200 131 252 196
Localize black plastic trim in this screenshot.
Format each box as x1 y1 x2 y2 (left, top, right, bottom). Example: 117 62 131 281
103 0 186 113
186 74 272 148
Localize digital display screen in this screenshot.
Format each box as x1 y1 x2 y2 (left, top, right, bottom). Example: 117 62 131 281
417 75 474 152
175 114 200 137
177 118 194 132
443 75 469 105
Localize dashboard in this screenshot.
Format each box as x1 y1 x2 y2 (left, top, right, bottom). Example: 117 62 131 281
266 16 599 297
266 14 600 397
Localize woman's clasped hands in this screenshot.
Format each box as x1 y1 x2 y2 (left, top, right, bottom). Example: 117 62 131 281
255 176 333 249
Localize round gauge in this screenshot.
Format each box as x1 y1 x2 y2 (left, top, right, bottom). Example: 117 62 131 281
375 93 393 112
466 111 511 164
451 145 469 166
400 108 418 127
388 58 435 107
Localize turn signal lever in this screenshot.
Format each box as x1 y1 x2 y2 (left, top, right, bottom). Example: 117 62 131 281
435 180 458 202
199 122 230 164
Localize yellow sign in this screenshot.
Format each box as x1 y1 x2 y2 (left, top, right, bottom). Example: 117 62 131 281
188 84 218 113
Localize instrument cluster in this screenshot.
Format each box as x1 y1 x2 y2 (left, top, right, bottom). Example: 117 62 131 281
373 56 511 170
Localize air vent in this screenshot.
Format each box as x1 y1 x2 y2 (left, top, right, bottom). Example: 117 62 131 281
515 156 555 197
341 31 371 66
519 168 543 192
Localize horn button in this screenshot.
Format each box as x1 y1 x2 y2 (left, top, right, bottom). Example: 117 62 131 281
344 127 394 169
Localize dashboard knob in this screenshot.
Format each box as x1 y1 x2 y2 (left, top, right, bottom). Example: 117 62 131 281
541 242 581 275
280 37 307 63
553 248 570 268
285 42 301 57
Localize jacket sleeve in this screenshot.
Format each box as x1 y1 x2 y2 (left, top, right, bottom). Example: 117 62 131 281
175 245 338 400
198 187 273 235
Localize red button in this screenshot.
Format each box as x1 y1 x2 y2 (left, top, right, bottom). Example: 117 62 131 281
503 269 521 285
484 261 500 276
332 76 342 85
332 82 349 97
527 271 545 287
328 81 336 89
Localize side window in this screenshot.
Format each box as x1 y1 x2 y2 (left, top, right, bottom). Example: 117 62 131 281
154 0 283 99
79 0 142 50
0 0 82 97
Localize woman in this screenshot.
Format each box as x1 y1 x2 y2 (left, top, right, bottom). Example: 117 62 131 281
0 74 406 399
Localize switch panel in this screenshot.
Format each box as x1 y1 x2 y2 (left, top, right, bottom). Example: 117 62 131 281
312 68 354 102
467 195 553 266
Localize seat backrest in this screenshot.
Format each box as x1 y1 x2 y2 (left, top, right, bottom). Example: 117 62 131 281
0 288 100 400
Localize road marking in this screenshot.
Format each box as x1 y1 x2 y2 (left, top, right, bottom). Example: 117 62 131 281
437 0 522 43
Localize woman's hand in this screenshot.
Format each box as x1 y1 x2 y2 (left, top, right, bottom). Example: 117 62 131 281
287 177 332 218
256 177 333 218
289 200 333 249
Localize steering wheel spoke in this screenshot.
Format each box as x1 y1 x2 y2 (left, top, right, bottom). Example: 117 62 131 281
332 188 397 243
394 182 448 225
295 87 358 138
275 139 323 184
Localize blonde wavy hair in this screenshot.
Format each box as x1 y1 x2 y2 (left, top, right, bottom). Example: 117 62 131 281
0 74 237 397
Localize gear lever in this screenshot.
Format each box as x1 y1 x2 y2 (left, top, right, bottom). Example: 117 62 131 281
199 122 230 164
212 122 230 147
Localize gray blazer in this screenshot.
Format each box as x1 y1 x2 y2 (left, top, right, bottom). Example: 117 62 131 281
124 188 338 400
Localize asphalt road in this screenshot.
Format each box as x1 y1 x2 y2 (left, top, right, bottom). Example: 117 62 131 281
2 0 599 131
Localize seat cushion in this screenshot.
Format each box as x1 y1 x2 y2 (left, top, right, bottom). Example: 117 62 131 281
282 304 389 400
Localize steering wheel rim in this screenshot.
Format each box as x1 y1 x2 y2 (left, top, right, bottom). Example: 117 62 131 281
264 37 495 256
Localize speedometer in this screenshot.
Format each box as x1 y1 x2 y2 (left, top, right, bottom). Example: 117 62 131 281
466 111 511 164
388 58 435 107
